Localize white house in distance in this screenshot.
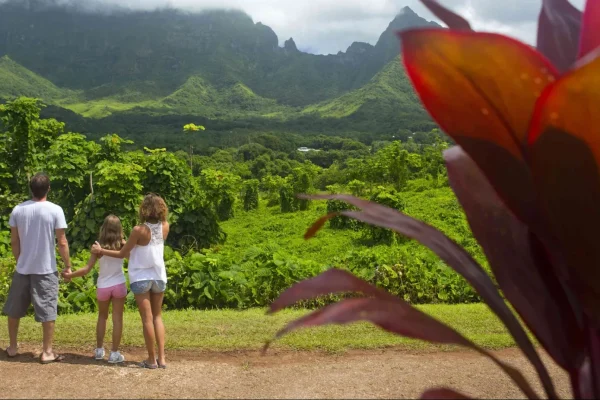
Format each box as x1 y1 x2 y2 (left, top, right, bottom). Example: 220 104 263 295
297 147 320 152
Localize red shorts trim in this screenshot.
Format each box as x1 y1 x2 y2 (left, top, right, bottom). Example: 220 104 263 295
96 283 127 302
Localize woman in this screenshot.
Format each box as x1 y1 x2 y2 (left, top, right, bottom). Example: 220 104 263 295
92 193 169 369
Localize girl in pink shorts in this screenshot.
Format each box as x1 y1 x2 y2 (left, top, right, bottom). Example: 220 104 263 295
63 215 127 363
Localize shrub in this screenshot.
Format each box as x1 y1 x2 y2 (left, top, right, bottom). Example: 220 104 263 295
242 179 260 211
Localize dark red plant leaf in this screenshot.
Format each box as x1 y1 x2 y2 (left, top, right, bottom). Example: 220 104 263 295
304 213 339 239
579 0 600 59
301 194 555 398
420 0 472 30
444 146 585 375
266 296 539 399
421 388 471 399
529 54 600 325
537 0 583 72
398 28 558 226
572 356 595 399
269 268 396 314
587 326 600 397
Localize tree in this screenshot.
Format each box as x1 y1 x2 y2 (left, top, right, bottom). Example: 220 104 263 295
0 97 65 193
46 133 100 221
242 179 259 211
141 147 194 218
183 123 205 171
198 169 241 221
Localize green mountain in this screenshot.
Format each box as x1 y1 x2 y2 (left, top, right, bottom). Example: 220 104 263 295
0 0 440 145
0 55 74 101
302 60 424 119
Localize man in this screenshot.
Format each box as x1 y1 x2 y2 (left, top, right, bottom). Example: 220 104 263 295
3 173 71 363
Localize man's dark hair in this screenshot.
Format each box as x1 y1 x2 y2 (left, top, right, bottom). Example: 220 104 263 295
30 173 50 199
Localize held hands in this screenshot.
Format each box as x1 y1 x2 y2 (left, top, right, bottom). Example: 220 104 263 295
61 267 72 282
91 241 103 255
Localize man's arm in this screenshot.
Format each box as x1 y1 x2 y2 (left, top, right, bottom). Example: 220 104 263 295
10 227 20 262
55 229 71 274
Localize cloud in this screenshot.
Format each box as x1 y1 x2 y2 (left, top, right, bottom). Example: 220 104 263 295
0 0 587 55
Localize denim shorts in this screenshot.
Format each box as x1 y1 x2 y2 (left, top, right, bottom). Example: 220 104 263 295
130 280 166 295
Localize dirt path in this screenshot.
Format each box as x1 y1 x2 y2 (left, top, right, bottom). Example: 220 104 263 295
0 345 570 399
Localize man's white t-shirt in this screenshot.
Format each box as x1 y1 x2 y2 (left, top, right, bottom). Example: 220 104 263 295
9 200 68 275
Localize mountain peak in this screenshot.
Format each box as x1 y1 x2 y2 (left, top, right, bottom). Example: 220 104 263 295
284 37 299 53
400 6 416 15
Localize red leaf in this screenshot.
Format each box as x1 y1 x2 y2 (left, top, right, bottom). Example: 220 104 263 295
269 268 395 314
302 194 553 397
445 146 584 392
267 295 539 399
537 0 583 72
529 54 600 325
304 213 338 240
398 28 558 225
579 0 600 59
421 388 471 399
420 0 472 31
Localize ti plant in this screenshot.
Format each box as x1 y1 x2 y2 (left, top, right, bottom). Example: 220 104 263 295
264 0 600 398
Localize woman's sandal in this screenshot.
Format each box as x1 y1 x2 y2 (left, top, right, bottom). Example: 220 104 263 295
156 359 167 369
139 360 158 369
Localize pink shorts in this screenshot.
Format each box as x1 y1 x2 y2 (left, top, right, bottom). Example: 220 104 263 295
97 283 127 302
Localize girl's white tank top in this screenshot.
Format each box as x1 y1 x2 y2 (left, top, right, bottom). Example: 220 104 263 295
128 222 167 284
97 255 126 289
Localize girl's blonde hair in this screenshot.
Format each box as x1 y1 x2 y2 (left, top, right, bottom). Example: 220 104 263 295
98 214 124 250
139 193 168 223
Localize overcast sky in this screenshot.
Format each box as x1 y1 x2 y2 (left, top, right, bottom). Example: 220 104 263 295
6 0 587 54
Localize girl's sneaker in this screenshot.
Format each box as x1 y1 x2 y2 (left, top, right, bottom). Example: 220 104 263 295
94 348 105 360
108 351 125 364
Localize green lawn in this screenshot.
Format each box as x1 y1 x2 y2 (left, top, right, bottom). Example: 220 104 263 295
0 304 515 353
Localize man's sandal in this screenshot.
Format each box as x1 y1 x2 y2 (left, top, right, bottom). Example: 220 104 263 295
5 347 17 358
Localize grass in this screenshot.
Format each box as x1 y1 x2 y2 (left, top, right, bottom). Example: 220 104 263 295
0 304 514 352
217 201 361 265
61 99 163 118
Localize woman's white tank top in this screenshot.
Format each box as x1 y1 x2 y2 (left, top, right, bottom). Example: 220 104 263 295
128 222 167 284
97 256 126 289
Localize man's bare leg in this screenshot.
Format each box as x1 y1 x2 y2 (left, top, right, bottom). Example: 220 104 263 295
40 321 55 361
6 317 19 356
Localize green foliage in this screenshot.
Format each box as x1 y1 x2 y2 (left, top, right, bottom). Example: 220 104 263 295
141 148 194 216
326 200 360 230
0 192 25 232
46 133 100 220
97 134 134 163
198 169 241 221
261 174 285 206
279 182 295 213
169 197 226 251
183 123 205 132
70 161 145 251
0 97 65 193
242 179 259 211
365 187 406 245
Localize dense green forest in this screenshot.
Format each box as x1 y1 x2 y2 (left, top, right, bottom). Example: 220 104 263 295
0 98 483 312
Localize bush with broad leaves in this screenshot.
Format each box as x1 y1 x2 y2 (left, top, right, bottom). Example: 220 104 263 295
264 0 600 399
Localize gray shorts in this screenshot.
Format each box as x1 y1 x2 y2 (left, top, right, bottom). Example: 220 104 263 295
2 272 59 323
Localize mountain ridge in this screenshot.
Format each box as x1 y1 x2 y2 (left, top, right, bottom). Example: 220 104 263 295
0 1 439 142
